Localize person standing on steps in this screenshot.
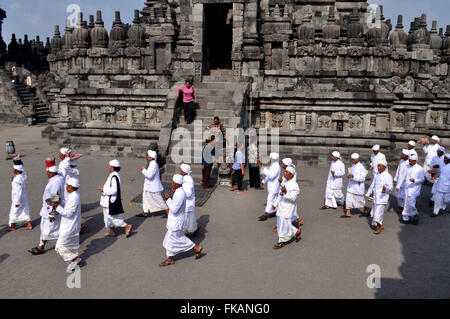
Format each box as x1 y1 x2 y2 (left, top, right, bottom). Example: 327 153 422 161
202 135 216 190
176 79 197 125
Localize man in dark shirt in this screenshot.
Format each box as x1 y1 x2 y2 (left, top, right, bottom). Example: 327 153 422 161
202 136 216 190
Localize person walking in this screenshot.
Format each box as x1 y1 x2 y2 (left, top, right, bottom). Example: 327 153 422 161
176 80 197 124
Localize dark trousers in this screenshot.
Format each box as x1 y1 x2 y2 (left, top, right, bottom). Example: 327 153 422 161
232 169 244 191
249 165 261 188
202 166 212 188
183 102 195 123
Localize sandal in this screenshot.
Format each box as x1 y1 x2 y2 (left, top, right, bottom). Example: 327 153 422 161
159 259 175 267
295 229 302 242
272 243 285 249
28 247 45 255
135 213 150 218
195 246 203 259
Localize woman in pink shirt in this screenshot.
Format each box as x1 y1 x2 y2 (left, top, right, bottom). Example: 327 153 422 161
176 80 198 124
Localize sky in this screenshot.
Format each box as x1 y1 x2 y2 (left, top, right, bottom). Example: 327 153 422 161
1 0 449 44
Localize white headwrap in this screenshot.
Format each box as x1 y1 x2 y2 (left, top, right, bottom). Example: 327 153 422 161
172 174 184 185
109 159 120 168
147 150 157 159
402 149 409 156
372 145 380 151
66 178 80 188
432 135 439 142
408 141 416 146
60 147 72 155
13 164 23 171
438 146 445 153
180 163 191 174
351 153 359 160
378 158 388 167
269 153 279 161
282 158 292 166
409 153 418 161
46 166 58 173
286 166 296 175
332 151 340 159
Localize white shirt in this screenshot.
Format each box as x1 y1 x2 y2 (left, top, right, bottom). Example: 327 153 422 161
58 157 71 179
56 190 81 239
423 143 440 164
11 172 27 206
366 170 393 205
40 174 66 218
262 162 281 195
347 162 367 195
100 172 121 208
399 163 425 197
327 159 345 190
166 187 187 231
276 178 300 219
394 159 406 183
430 154 445 178
435 163 450 193
142 160 163 193
370 152 386 173
182 174 195 213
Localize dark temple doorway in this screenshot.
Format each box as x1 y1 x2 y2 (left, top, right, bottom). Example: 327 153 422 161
203 3 233 74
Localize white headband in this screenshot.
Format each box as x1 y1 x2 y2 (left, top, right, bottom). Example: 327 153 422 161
372 145 380 151
332 151 340 159
172 174 184 185
66 177 80 188
286 166 296 175
180 163 191 174
109 159 120 168
282 158 292 166
351 153 359 160
147 150 157 159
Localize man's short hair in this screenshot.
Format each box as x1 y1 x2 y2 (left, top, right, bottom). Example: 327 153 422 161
210 135 215 142
113 167 121 172
214 116 220 122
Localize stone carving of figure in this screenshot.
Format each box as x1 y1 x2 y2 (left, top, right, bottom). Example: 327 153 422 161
394 76 415 94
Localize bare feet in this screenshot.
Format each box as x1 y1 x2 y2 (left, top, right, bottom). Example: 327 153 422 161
272 227 277 233
6 226 17 232
24 221 32 230
345 210 352 217
104 229 116 237
237 191 245 194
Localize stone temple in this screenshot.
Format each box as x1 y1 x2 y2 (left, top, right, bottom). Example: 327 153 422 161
1 0 450 177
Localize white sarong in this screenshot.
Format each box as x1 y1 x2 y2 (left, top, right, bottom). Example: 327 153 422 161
142 191 168 213
433 192 448 215
402 194 419 220
9 204 30 227
40 215 61 242
55 235 79 261
162 229 195 258
277 217 298 243
103 208 127 228
345 192 366 210
265 192 279 213
325 187 344 208
371 203 386 226
184 211 198 233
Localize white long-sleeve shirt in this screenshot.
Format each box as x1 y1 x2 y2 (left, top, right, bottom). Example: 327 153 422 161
56 190 81 239
58 157 71 179
327 159 345 190
11 172 28 206
347 162 367 195
430 154 445 178
100 172 121 208
182 174 195 213
423 143 440 165
435 163 450 193
263 162 281 195
394 159 406 183
398 163 424 197
166 187 187 231
142 160 163 193
276 178 300 219
40 174 65 218
370 152 386 173
366 170 393 205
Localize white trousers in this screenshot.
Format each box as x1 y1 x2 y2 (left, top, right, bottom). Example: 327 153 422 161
433 192 448 215
103 207 127 229
395 187 406 208
325 187 344 208
265 192 279 214
162 229 195 258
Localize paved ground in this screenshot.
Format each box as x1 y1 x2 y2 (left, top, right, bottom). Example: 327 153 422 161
0 124 449 299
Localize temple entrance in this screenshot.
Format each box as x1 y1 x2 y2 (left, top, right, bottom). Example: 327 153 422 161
203 3 233 74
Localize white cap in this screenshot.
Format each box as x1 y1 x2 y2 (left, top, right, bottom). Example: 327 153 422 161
46 166 58 173
269 153 279 160
378 158 388 167
408 141 416 146
147 150 157 159
282 158 292 166
60 147 72 155
286 166 296 175
432 135 439 141
109 159 120 168
372 145 380 151
172 174 184 185
438 146 445 152
332 151 340 159
13 164 23 171
402 149 409 156
66 178 80 188
180 163 191 174
409 153 418 161
351 153 359 160
409 149 418 157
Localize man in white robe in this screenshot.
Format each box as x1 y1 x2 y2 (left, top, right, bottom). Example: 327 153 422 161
160 174 203 267
429 146 445 203
58 147 72 179
407 141 416 153
180 164 201 237
369 145 386 174
137 150 168 217
64 157 82 200
422 135 440 183
321 151 345 210
273 166 302 249
393 149 410 210
398 153 425 225
54 178 82 272
28 165 65 255
277 158 303 227
345 153 368 217
259 153 280 221
365 159 393 234
7 162 32 231
431 153 450 217
99 160 132 237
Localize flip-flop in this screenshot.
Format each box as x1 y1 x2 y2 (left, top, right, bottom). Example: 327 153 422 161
28 247 45 255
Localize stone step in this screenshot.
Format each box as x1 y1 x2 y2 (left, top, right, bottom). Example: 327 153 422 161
195 109 236 118
195 82 232 89
202 75 234 82
210 69 233 76
196 88 236 96
204 102 233 110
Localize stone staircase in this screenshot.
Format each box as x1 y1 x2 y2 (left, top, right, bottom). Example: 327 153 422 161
4 69 49 124
162 69 248 183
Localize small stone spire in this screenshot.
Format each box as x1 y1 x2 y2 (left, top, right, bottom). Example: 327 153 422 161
328 5 336 22
88 15 95 29
396 15 404 30
431 20 438 34
273 4 280 18
133 9 140 24
96 10 104 26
